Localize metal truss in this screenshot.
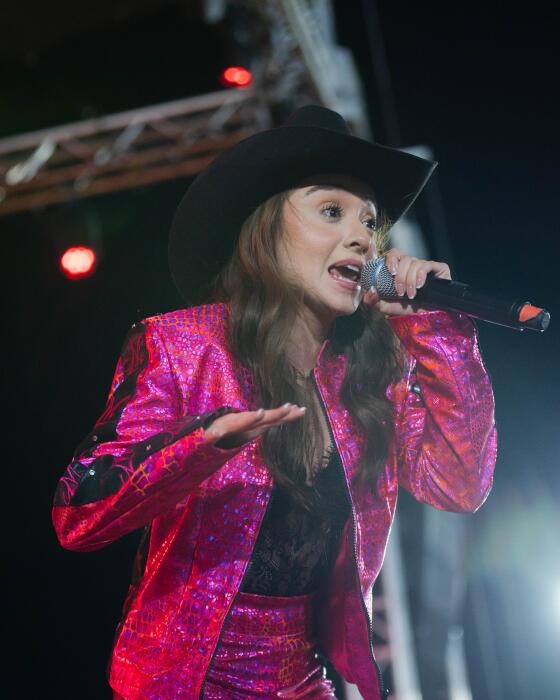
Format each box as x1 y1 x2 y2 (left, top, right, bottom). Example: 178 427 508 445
0 0 369 217
0 89 269 216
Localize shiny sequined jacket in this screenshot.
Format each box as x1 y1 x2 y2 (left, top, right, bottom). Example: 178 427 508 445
52 303 497 700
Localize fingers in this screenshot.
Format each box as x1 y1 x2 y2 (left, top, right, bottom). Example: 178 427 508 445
362 287 379 306
204 404 306 444
383 248 451 300
384 249 401 276
253 403 307 429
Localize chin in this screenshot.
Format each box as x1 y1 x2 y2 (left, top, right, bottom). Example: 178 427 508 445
328 295 361 318
306 288 361 322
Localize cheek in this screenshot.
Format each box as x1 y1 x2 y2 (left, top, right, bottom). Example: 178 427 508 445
276 233 309 283
276 238 327 289
279 209 340 279
280 218 330 263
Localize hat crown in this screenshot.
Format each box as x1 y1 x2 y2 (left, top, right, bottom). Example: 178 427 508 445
282 105 350 135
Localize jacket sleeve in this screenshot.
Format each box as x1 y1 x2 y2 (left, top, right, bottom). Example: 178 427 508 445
388 310 497 512
52 319 244 552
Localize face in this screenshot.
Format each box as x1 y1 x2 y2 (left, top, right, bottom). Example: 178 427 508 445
277 185 378 326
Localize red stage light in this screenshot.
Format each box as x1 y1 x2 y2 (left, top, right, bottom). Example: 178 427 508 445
220 66 253 88
60 246 97 279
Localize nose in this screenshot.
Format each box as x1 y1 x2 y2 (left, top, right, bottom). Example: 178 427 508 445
344 220 373 256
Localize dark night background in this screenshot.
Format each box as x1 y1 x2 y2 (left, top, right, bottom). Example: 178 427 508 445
3 1 559 698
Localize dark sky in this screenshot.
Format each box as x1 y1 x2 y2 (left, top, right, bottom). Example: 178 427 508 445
335 3 560 472
342 4 560 697
3 1 559 698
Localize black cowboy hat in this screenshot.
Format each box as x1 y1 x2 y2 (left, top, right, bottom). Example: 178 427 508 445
169 104 437 303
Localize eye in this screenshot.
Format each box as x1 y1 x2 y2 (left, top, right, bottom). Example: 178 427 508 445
363 217 378 231
321 202 343 219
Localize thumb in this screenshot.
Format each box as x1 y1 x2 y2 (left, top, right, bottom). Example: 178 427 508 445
363 287 379 306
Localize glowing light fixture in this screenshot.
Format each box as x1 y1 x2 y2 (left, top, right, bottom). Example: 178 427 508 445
60 246 97 279
220 66 253 88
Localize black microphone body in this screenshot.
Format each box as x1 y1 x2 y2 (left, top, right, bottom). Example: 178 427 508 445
360 259 550 332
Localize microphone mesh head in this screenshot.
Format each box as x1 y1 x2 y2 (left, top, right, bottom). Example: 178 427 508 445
360 259 399 298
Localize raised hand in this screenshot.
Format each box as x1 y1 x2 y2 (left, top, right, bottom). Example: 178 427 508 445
204 403 307 449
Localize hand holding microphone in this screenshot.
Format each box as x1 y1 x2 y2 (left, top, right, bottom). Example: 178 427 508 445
362 248 550 332
362 248 452 317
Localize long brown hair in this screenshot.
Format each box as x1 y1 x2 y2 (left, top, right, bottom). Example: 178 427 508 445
213 190 403 512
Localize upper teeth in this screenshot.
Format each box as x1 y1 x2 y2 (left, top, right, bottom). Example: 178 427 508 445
345 264 360 272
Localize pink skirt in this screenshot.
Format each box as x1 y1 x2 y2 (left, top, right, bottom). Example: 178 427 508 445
113 591 336 699
202 590 336 699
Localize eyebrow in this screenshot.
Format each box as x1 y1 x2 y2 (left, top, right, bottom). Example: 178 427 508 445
304 185 337 196
304 186 377 218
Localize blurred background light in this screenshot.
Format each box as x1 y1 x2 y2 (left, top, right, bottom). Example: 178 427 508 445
60 246 96 279
220 65 253 88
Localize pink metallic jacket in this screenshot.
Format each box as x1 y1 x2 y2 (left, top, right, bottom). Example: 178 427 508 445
53 303 497 700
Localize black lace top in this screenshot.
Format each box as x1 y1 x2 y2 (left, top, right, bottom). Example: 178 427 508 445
240 445 351 596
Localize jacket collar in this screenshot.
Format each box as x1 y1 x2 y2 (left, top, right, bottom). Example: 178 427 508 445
316 338 331 368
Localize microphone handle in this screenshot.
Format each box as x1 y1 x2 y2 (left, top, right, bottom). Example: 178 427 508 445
412 277 550 332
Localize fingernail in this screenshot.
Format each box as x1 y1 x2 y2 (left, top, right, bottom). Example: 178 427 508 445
407 285 416 299
256 408 265 416
396 283 405 296
389 264 398 275
282 402 291 408
298 406 307 412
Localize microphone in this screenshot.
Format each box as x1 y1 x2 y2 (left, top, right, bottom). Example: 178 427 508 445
360 258 550 332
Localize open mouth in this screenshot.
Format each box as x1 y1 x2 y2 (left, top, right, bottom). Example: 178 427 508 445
328 263 361 287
